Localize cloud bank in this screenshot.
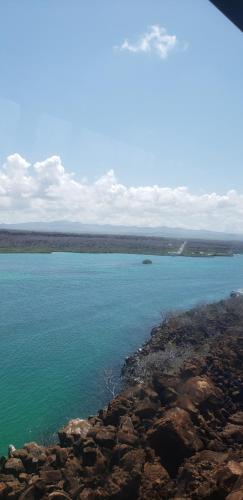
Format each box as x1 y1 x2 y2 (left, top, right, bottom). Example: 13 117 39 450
0 153 243 233
116 25 178 59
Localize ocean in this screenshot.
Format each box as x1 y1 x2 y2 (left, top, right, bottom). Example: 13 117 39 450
0 252 242 454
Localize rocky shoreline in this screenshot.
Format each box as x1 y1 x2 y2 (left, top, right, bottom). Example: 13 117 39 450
1 297 243 499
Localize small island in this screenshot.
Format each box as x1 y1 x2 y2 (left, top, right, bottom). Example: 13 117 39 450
142 259 152 264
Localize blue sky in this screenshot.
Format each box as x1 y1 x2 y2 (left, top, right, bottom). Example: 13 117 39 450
0 1 243 230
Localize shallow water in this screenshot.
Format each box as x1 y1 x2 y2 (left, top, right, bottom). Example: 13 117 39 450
0 252 243 454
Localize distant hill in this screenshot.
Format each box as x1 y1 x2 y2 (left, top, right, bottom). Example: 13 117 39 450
0 220 243 241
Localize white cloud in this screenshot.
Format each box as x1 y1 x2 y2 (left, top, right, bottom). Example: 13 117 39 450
116 25 178 59
0 153 243 234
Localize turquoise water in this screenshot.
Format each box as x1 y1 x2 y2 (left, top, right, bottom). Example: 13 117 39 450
0 252 243 454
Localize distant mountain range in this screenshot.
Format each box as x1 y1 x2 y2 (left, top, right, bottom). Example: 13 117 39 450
0 221 243 241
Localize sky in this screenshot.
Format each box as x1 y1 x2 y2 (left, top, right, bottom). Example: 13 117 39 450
0 0 243 231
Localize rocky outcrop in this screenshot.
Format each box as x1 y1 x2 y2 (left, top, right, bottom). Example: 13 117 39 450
1 297 243 498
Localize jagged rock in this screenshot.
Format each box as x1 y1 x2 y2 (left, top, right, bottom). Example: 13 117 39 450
119 415 134 434
176 450 228 498
139 461 170 499
117 430 138 446
120 449 146 473
82 447 97 467
19 485 37 499
180 360 203 380
104 395 132 426
227 493 243 500
134 399 158 419
94 429 116 448
221 423 243 444
39 469 62 484
216 460 243 494
0 482 8 498
182 376 224 410
226 477 243 499
148 407 203 472
59 419 92 447
105 467 139 499
48 492 72 499
4 458 25 475
111 444 131 465
55 447 69 467
229 412 243 426
153 374 178 404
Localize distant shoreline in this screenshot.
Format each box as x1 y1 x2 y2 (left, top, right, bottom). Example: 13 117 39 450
0 228 238 257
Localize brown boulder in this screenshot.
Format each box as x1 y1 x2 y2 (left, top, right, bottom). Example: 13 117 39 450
94 429 116 448
221 423 243 444
182 376 224 410
0 482 8 498
176 450 228 498
59 419 92 447
105 467 139 499
134 399 158 419
40 469 62 484
4 458 25 476
217 461 243 495
226 477 243 500
227 493 243 500
139 461 170 499
48 492 72 499
148 407 203 472
229 412 243 426
104 396 131 426
117 430 138 446
120 449 146 473
119 415 134 434
153 374 178 404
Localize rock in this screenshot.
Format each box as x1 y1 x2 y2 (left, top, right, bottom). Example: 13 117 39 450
111 444 131 466
59 419 92 447
221 423 243 444
176 450 228 498
180 360 203 379
148 407 203 473
4 458 25 476
182 376 224 410
119 415 134 434
117 430 138 446
105 467 139 499
94 429 116 448
19 485 37 499
134 399 158 419
226 477 243 500
152 374 178 404
139 461 170 499
40 469 63 484
104 395 131 426
12 449 28 462
120 449 146 473
216 461 243 494
79 489 96 500
82 447 97 467
229 412 243 426
48 492 72 499
227 493 243 500
0 482 8 498
55 447 69 467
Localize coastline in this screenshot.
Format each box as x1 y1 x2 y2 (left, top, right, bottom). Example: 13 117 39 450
0 229 237 257
1 297 243 498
